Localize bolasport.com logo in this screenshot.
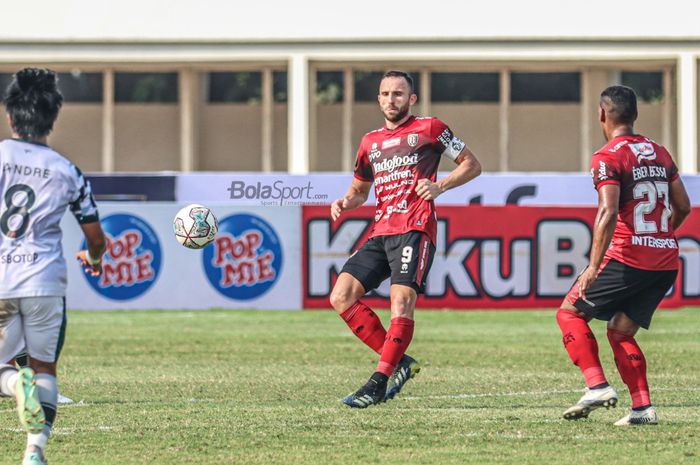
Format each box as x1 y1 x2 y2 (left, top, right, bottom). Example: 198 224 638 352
81 213 161 300
202 213 283 300
227 180 329 206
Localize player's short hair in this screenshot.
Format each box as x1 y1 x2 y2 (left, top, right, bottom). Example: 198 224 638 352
3 68 63 139
600 85 638 124
381 70 415 94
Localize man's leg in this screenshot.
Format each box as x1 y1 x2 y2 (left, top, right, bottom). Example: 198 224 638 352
557 300 617 420
0 299 47 465
607 311 657 426
334 239 396 409
330 273 386 354
14 349 73 405
0 300 24 399
339 233 428 408
332 273 395 409
556 305 608 389
609 270 675 425
342 285 417 409
23 359 57 465
21 297 64 465
1 364 46 438
377 285 416 379
381 233 432 401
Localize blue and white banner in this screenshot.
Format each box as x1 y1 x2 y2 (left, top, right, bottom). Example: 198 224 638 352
62 203 302 310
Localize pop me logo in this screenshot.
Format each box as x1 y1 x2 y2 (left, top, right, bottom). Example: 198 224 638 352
213 230 276 287
82 213 162 300
203 213 283 300
101 231 155 287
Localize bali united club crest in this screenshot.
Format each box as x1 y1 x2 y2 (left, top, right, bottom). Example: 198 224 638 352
407 133 419 147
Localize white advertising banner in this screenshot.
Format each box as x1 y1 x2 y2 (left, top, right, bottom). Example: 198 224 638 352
61 203 301 310
176 172 700 207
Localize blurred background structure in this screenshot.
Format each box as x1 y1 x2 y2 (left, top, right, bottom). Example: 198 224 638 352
0 0 697 175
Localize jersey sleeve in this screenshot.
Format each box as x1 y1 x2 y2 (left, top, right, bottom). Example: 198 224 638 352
590 151 621 190
353 138 374 182
431 118 467 164
668 157 680 182
68 165 100 224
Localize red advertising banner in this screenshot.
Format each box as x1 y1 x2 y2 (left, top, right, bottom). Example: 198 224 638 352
303 206 700 309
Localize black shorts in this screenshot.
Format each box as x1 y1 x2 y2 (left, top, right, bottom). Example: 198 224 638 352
568 258 677 329
340 231 435 294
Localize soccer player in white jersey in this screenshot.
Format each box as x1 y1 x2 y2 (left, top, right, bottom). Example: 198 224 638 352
0 68 106 465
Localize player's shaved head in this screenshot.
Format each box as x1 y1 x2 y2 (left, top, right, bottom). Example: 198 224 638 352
600 85 638 125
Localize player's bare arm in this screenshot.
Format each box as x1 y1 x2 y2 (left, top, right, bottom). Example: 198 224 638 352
330 178 372 221
669 177 691 230
76 221 107 276
578 183 619 300
415 149 481 201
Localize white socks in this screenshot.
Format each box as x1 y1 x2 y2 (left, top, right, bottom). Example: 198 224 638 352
26 373 58 450
0 364 19 397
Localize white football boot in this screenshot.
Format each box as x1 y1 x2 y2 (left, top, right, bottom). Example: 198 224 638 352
614 405 658 426
563 385 618 420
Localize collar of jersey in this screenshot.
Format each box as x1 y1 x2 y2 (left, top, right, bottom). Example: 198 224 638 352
11 138 49 148
384 115 415 132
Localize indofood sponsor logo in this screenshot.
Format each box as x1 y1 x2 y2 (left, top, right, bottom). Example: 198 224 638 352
82 213 161 300
372 154 419 173
203 213 283 300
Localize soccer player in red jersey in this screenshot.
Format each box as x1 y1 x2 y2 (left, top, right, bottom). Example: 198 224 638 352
557 85 691 425
329 70 482 408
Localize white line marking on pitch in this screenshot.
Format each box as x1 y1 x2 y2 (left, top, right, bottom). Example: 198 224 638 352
402 389 580 401
402 386 700 401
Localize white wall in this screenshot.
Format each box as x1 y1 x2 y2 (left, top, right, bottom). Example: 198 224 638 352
1 0 698 41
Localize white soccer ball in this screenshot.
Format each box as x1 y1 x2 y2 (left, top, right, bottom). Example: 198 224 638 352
173 204 218 249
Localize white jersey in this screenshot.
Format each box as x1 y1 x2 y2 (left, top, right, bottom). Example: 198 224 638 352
0 139 99 298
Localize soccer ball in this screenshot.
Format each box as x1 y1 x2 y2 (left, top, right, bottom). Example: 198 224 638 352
173 204 218 249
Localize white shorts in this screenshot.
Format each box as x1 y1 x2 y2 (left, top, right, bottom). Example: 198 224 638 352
0 296 66 364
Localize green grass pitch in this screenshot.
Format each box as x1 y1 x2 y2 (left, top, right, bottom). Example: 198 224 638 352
1 308 699 465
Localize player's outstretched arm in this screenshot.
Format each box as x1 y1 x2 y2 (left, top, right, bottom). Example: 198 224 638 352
669 177 691 231
331 178 372 221
416 149 481 201
76 221 107 276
